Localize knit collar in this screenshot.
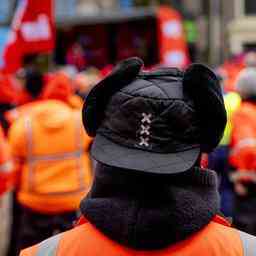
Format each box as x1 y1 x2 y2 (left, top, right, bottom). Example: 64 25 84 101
80 164 220 250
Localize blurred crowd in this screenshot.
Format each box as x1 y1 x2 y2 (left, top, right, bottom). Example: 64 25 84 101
1 51 256 255
209 51 256 234
0 56 105 255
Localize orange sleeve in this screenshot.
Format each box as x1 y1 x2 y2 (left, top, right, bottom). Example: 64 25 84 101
8 118 27 158
0 126 15 195
230 108 256 170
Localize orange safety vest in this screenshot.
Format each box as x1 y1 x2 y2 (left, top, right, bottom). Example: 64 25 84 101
20 216 256 256
8 100 93 213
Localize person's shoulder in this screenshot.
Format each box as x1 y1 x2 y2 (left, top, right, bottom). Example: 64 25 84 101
208 222 256 256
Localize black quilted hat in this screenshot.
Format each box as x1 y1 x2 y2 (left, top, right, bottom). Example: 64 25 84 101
82 57 226 174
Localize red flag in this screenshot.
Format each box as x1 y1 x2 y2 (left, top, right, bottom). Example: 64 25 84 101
2 0 55 74
157 6 190 69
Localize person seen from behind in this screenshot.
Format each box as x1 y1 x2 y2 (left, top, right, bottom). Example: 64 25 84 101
8 68 93 252
21 57 256 256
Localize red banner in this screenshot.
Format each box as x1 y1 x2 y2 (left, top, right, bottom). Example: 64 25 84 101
157 6 190 69
2 0 55 73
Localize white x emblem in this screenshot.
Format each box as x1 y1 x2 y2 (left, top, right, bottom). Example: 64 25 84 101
139 137 149 147
140 125 150 136
142 113 152 124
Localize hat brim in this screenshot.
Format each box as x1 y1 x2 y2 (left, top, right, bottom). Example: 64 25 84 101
91 134 200 174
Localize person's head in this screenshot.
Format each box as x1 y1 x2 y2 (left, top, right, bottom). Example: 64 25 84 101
17 67 44 99
236 68 256 100
82 57 227 176
22 53 39 69
42 72 74 102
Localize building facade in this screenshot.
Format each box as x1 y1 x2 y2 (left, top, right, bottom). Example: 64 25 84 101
228 0 256 54
5 0 255 65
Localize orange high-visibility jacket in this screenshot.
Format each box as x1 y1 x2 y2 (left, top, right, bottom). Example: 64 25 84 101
0 126 14 195
20 216 256 256
8 100 93 213
229 102 256 182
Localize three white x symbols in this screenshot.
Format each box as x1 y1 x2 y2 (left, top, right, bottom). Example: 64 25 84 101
138 113 152 148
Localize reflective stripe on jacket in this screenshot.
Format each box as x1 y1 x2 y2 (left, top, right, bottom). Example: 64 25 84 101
20 217 256 256
8 100 93 213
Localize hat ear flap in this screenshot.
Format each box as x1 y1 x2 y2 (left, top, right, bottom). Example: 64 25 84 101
82 57 144 137
183 64 227 152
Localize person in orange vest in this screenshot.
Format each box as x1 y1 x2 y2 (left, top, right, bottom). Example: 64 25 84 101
4 67 47 256
229 67 256 235
8 87 93 251
20 58 256 256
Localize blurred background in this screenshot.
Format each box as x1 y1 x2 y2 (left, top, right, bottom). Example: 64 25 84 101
1 1 256 256
1 0 256 68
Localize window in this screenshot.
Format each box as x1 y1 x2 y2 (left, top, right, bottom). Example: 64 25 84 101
244 0 256 15
55 0 77 18
0 1 14 24
244 43 256 52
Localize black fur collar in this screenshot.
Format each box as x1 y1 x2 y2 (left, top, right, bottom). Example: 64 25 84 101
80 164 220 250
